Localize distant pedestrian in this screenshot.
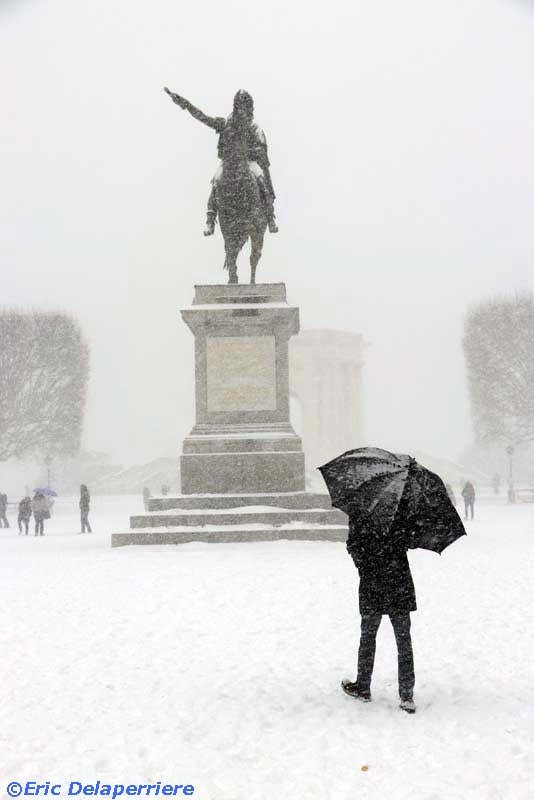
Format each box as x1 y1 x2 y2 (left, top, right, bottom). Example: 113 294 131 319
32 491 48 536
0 493 9 528
18 496 32 535
79 484 92 533
445 483 456 506
492 474 500 495
461 481 476 520
142 486 151 511
161 484 170 496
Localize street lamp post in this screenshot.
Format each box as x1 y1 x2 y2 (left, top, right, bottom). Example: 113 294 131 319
44 454 53 491
506 445 515 504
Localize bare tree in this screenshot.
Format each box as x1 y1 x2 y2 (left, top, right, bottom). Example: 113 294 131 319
463 293 534 447
0 310 89 462
463 293 534 499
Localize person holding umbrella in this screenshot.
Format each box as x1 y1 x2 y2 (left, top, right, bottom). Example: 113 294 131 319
344 505 417 712
32 491 49 536
320 448 466 714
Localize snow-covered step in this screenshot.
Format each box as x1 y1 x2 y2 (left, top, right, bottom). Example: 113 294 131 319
147 491 335 512
111 522 348 547
129 506 346 529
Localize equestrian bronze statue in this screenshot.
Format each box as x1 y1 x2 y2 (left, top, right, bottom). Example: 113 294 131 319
164 87 278 284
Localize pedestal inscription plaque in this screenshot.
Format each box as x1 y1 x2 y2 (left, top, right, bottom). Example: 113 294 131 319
206 336 276 413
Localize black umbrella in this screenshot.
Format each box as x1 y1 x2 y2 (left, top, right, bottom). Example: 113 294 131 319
319 447 466 554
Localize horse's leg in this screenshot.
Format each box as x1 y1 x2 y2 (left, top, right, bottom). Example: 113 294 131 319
227 248 238 284
228 231 249 284
249 229 264 285
224 233 238 284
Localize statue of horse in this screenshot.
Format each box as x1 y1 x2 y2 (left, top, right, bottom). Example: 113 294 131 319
215 125 267 285
164 86 275 284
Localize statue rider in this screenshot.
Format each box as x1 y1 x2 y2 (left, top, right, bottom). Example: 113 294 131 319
164 88 278 236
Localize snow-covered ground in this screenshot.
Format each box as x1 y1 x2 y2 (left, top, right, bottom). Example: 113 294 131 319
1 496 533 799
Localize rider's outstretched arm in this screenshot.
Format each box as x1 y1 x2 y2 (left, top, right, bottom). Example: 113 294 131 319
164 87 225 132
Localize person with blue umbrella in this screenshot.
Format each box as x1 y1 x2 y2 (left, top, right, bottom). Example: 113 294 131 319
320 447 466 714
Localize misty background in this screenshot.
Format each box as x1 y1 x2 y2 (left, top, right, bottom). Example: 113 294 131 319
2 0 533 468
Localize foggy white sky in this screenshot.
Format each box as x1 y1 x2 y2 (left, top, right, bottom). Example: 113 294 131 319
2 0 534 466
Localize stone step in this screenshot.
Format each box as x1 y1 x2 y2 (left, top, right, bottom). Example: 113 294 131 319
130 506 345 529
130 506 346 528
147 491 335 512
112 522 348 548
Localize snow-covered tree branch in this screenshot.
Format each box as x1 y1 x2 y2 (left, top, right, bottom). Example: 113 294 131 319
0 310 89 462
462 293 534 448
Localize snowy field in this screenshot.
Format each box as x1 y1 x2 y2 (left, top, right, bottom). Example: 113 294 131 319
1 495 533 800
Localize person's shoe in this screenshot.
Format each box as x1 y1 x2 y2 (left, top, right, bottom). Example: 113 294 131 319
399 698 416 714
341 680 371 702
268 218 279 233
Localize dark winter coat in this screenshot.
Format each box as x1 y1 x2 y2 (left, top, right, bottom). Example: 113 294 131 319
18 497 32 520
32 494 48 515
347 518 417 616
461 482 475 501
80 487 90 512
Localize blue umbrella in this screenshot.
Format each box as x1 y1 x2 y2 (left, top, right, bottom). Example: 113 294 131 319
33 488 58 496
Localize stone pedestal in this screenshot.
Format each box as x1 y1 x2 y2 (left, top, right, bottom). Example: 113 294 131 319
111 283 347 547
180 283 304 494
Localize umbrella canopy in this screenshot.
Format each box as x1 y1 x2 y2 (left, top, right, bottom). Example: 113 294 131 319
33 487 58 496
319 447 466 554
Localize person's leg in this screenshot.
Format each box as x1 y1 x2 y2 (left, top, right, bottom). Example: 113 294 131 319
87 514 92 533
34 515 39 536
254 171 278 232
204 169 221 235
356 614 382 693
81 511 86 533
390 613 415 701
18 517 22 534
24 518 29 535
464 500 469 520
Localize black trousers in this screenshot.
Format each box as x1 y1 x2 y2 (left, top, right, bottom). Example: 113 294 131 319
34 513 44 535
81 510 92 533
18 517 29 534
0 513 9 528
464 499 474 519
357 613 415 700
